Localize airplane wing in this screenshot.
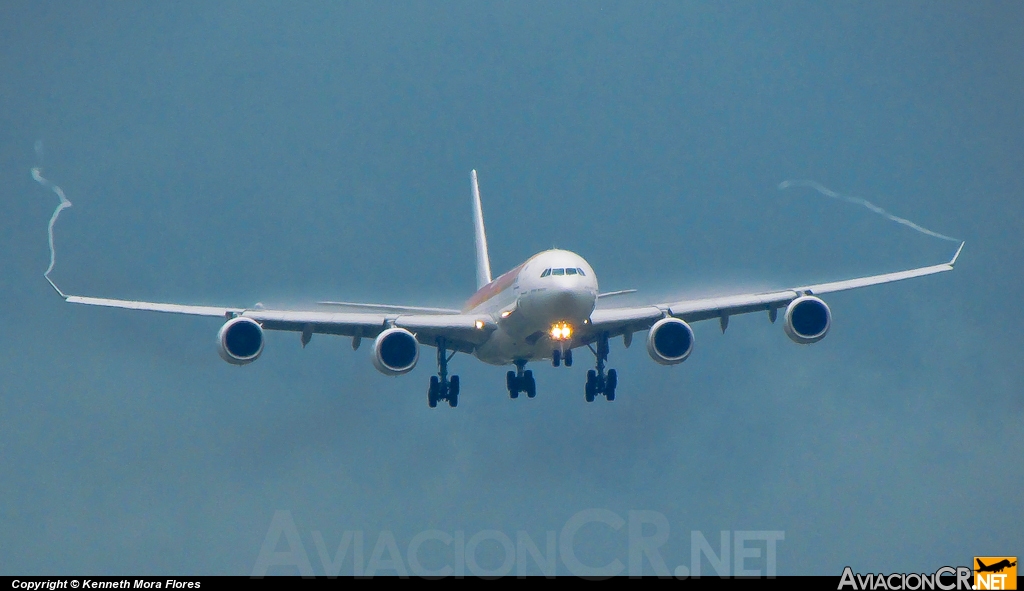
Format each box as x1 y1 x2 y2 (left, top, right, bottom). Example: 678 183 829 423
584 242 964 343
46 278 495 352
316 301 462 314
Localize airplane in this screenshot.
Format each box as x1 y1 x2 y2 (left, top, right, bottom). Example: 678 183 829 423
44 170 964 408
976 559 1016 573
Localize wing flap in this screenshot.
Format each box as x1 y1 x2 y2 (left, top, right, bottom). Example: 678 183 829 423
584 306 663 341
245 309 387 326
397 314 497 350
316 301 461 315
244 309 388 340
589 306 663 325
664 290 796 323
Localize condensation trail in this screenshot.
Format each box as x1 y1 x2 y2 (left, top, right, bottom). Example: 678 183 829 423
31 153 73 278
778 179 960 243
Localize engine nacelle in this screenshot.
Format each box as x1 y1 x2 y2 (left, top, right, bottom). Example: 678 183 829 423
217 317 264 365
646 317 694 365
372 327 420 375
783 296 831 344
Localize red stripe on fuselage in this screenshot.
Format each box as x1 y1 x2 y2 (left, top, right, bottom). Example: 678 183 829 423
463 262 526 312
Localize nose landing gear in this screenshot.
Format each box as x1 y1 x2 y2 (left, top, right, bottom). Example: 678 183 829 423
507 359 536 399
584 332 616 402
427 337 459 408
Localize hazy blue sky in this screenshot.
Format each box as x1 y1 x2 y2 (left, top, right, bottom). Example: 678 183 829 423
2 1 1021 575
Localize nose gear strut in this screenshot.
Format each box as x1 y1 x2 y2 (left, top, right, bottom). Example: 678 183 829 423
428 336 460 408
585 332 617 402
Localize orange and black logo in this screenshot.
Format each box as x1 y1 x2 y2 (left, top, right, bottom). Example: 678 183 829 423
974 557 1017 590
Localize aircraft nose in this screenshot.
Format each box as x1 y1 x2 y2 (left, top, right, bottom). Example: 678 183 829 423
517 274 596 325
550 283 595 320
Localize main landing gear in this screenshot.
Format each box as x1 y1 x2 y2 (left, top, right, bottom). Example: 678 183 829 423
584 332 617 402
507 359 536 399
428 337 459 408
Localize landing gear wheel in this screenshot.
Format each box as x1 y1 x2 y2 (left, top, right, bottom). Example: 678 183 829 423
428 376 439 408
584 369 597 402
524 370 536 398
450 375 460 398
605 369 617 401
552 349 561 367
448 392 458 408
564 349 573 367
507 370 519 399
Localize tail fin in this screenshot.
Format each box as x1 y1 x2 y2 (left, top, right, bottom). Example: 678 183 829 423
471 170 492 289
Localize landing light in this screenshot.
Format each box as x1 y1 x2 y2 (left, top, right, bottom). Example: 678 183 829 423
500 310 512 318
550 322 573 341
474 320 485 330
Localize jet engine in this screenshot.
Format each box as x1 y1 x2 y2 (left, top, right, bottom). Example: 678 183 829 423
646 317 694 365
217 317 265 365
783 296 831 344
372 327 420 375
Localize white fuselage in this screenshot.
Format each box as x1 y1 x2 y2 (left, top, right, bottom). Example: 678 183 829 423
465 249 598 364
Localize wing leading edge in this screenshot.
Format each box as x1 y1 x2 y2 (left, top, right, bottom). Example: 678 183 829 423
586 242 964 342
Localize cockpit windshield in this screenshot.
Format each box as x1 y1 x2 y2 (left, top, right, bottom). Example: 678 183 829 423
541 267 586 277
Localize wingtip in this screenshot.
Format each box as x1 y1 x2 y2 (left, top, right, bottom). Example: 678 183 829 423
950 241 965 267
45 275 68 299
